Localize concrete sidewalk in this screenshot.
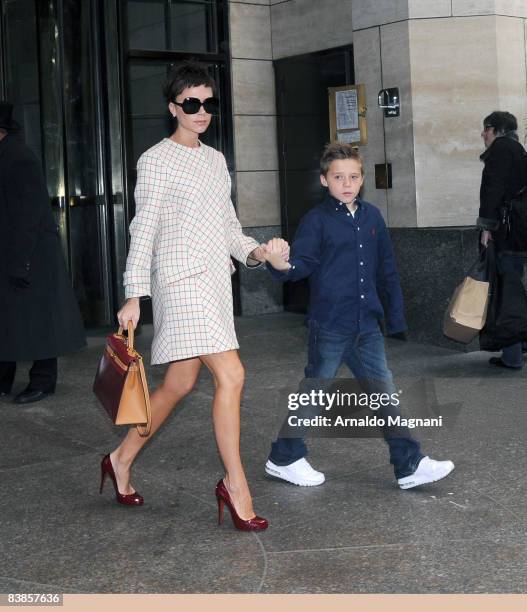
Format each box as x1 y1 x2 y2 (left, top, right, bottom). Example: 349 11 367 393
1 312 526 593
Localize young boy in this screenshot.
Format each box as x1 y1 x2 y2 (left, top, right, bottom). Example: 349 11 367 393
262 143 454 489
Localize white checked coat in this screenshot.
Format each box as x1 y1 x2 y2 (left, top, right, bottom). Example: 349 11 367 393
123 138 260 364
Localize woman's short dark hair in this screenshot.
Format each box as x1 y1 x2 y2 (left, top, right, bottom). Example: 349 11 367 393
320 142 364 176
483 111 518 135
163 60 216 104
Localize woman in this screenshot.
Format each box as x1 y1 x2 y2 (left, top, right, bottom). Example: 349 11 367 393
100 61 286 531
478 111 527 369
0 100 85 403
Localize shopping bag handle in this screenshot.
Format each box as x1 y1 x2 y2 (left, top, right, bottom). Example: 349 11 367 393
117 320 135 351
468 241 496 282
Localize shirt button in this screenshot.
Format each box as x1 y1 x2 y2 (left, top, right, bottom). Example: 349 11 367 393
361 295 365 299
360 278 364 282
347 213 350 216
359 244 363 248
335 208 338 211
357 227 360 231
360 262 364 266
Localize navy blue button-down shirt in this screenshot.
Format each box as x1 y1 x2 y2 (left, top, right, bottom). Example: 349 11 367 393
268 193 407 335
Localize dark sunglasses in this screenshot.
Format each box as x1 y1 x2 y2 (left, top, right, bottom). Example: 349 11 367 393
173 97 219 115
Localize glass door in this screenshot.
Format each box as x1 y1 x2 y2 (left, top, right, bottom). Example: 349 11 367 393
40 0 113 326
2 0 115 326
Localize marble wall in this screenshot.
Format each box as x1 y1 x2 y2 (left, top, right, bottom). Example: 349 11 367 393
353 16 417 226
410 17 496 227
228 1 279 229
381 20 417 227
410 15 527 227
453 0 527 17
352 2 527 228
353 0 527 24
352 27 388 218
270 0 353 59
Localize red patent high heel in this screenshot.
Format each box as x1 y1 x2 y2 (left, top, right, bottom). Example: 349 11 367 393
215 479 268 532
99 454 144 506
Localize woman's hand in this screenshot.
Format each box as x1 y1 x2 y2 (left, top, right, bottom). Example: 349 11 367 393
480 230 493 247
262 238 292 272
117 298 140 330
250 238 290 264
249 246 266 263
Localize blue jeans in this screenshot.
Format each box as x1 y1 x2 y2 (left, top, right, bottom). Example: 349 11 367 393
499 254 526 368
269 321 424 479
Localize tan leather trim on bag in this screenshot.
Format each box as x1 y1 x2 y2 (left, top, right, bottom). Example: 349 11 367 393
113 322 152 437
135 358 152 437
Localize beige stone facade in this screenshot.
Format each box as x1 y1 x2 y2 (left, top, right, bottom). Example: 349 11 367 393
228 0 527 230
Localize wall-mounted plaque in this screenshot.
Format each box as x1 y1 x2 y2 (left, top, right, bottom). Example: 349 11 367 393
328 84 367 146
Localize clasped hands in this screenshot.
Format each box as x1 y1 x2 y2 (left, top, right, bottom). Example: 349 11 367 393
250 238 291 271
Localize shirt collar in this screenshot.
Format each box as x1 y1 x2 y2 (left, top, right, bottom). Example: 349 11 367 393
324 192 363 210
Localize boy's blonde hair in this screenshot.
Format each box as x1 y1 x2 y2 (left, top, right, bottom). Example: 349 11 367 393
320 142 364 176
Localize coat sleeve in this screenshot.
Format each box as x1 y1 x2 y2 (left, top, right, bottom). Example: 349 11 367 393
123 154 168 298
267 211 323 282
221 156 261 268
375 213 407 334
478 141 514 229
4 151 46 279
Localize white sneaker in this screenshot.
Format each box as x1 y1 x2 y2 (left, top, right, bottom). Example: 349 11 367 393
265 458 325 486
397 456 455 490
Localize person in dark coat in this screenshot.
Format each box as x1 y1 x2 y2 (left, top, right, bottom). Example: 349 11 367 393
0 101 86 403
477 110 527 369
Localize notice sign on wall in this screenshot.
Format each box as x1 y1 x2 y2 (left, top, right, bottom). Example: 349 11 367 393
328 84 367 146
336 89 358 130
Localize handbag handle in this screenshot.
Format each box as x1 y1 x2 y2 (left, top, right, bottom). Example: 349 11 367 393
117 320 135 351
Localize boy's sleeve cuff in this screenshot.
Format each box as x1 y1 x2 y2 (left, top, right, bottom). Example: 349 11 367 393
477 216 499 231
385 319 407 335
266 263 294 280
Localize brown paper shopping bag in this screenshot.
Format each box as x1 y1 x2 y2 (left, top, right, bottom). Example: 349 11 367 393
443 250 490 344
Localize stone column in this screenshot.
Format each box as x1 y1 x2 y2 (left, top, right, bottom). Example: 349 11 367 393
228 0 282 314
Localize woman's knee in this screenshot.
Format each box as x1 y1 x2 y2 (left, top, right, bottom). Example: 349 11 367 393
216 360 245 390
162 372 198 400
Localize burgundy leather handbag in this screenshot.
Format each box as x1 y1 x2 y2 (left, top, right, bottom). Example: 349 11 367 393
93 322 152 436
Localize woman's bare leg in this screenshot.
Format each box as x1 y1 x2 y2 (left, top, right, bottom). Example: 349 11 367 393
110 357 202 494
200 350 255 520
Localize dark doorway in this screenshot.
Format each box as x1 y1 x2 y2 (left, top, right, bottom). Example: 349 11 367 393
274 46 354 313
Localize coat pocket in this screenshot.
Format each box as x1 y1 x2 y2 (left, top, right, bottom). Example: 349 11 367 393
156 260 207 286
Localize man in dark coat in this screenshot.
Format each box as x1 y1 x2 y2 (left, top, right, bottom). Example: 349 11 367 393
0 101 86 403
477 110 527 369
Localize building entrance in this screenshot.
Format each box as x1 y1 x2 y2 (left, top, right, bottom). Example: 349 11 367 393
0 0 232 326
